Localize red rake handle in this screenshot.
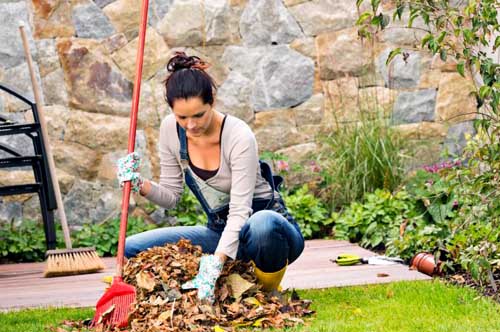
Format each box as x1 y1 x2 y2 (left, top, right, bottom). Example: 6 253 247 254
116 0 150 277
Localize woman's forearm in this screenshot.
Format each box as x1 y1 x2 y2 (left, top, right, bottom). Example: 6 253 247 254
140 179 152 196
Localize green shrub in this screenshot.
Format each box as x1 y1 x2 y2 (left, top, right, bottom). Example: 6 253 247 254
392 130 500 283
72 217 156 257
335 129 500 285
0 220 64 262
0 217 155 262
333 189 419 250
404 169 459 224
282 185 334 239
385 167 460 261
316 114 408 210
389 166 500 283
162 188 207 226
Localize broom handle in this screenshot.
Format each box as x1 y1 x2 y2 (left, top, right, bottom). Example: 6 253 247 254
116 0 149 277
19 24 73 250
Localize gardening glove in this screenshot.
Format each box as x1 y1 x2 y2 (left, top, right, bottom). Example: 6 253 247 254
181 255 223 304
117 152 143 193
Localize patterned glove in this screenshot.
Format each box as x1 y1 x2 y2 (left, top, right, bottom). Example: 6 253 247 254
117 152 143 193
181 255 223 304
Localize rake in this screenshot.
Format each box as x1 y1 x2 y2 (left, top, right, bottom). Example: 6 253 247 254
91 0 149 327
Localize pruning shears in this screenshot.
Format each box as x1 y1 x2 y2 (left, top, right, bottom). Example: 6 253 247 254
332 253 404 266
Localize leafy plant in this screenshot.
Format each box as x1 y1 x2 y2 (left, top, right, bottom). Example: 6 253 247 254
377 162 461 261
0 220 64 262
0 217 155 262
333 189 419 250
404 169 459 224
163 188 207 226
445 129 500 284
282 185 334 239
316 113 407 209
72 217 156 257
388 131 500 285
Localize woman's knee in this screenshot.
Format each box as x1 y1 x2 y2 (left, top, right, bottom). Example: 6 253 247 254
246 210 284 237
124 234 141 258
242 210 305 265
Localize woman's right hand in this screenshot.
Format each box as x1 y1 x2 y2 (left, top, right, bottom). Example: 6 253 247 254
117 152 144 193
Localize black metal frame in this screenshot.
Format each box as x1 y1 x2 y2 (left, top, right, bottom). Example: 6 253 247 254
0 84 57 250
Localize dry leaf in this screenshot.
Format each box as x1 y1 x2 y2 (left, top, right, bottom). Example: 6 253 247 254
136 271 156 291
158 311 170 321
451 274 466 284
97 304 115 325
243 297 261 306
377 273 390 277
226 273 254 300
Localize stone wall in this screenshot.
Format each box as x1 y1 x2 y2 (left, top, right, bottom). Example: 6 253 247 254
0 0 479 227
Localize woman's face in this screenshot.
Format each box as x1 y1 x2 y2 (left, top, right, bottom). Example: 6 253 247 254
172 97 214 137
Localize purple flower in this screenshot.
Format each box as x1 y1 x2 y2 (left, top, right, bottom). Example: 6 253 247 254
276 160 289 172
452 200 459 208
422 160 462 173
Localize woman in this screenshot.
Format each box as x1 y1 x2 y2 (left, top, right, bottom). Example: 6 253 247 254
117 52 304 303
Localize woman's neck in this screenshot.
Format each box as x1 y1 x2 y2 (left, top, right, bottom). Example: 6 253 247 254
188 111 223 144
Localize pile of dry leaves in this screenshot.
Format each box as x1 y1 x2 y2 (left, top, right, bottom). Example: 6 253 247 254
54 239 314 332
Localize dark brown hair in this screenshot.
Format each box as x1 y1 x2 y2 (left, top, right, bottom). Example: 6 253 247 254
164 52 217 108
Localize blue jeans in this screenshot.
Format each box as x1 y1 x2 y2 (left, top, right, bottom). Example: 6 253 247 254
125 210 304 272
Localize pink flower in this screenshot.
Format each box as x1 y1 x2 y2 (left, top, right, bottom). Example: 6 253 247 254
309 160 321 173
276 160 289 172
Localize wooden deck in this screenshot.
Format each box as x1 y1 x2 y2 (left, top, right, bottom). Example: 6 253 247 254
0 240 430 311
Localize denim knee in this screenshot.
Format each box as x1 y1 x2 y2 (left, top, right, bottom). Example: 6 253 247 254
245 210 285 243
124 235 141 258
239 210 290 271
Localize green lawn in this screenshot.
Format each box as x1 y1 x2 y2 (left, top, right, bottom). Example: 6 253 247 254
1 281 499 332
0 306 94 332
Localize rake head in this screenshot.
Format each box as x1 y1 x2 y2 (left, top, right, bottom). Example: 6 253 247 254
92 276 136 328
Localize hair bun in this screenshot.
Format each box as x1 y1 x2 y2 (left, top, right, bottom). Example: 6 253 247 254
167 51 210 72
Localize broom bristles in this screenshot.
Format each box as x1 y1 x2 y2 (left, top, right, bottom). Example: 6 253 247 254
44 247 106 277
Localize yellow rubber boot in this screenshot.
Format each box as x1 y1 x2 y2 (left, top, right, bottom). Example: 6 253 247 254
252 262 287 292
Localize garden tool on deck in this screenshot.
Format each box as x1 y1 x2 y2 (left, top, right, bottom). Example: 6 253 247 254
333 253 404 266
18 23 105 278
91 0 149 328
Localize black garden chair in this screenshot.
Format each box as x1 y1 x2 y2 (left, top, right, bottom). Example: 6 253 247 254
0 83 57 250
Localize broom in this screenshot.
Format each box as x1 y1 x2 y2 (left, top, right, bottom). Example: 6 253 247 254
92 0 149 327
18 23 105 277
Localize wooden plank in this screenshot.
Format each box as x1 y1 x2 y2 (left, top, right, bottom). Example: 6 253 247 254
0 240 430 311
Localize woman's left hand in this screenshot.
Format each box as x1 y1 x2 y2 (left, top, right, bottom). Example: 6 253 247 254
117 152 143 193
181 254 223 304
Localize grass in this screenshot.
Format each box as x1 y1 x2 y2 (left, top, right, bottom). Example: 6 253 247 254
291 280 500 332
0 307 94 332
1 281 499 332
